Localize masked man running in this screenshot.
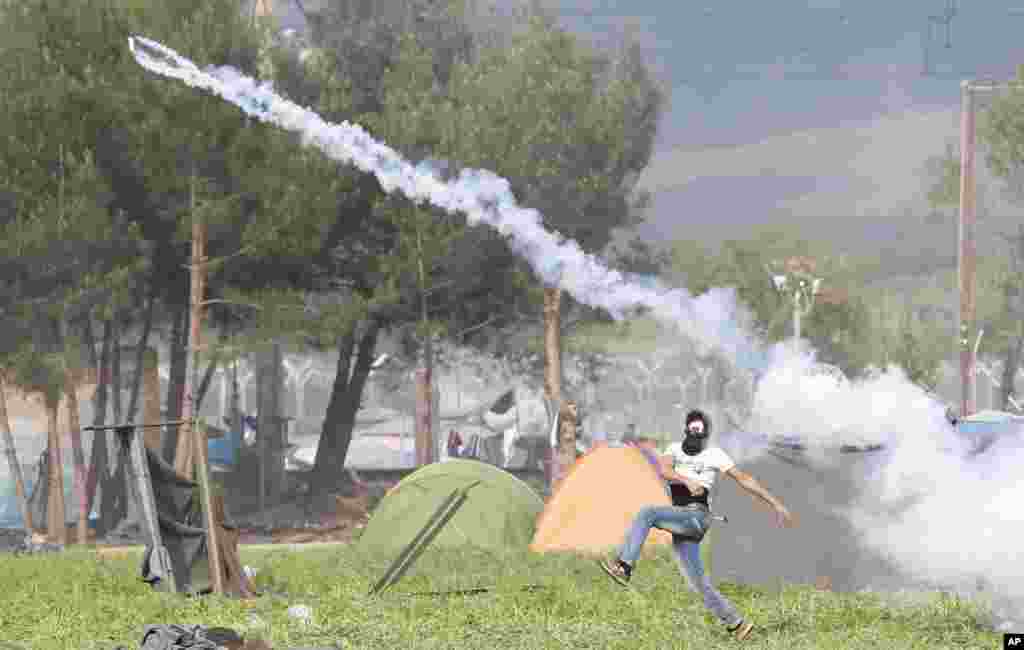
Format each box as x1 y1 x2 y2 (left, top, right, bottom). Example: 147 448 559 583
600 409 795 642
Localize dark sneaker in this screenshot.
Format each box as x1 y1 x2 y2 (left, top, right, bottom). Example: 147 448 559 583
729 620 754 641
598 558 631 586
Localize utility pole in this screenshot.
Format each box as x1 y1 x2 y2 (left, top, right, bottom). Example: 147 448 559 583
959 80 978 419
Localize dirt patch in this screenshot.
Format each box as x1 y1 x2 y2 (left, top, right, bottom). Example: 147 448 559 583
269 493 371 544
17 478 395 550
230 490 376 546
268 523 363 545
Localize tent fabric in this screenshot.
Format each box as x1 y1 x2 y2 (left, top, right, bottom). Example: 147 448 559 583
0 453 107 531
530 445 674 557
354 459 543 558
140 446 211 593
25 450 49 531
133 444 252 597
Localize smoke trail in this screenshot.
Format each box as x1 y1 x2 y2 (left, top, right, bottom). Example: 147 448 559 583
128 36 1023 627
127 35 766 371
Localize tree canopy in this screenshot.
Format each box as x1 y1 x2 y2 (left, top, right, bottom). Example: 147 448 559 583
0 0 669 505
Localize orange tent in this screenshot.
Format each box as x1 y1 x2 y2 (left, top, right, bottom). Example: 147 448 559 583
530 444 674 557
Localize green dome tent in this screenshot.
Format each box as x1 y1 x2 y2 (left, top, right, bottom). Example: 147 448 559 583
354 459 543 559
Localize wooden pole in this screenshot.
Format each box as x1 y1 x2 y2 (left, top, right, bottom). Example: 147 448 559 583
193 410 224 595
543 287 563 492
0 376 33 532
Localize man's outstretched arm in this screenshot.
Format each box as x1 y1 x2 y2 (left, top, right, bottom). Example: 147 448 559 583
725 467 795 527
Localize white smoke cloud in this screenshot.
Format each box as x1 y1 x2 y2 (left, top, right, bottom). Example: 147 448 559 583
750 343 1024 617
128 35 1022 626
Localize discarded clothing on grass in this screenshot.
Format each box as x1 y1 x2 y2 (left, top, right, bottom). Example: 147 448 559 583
114 624 244 650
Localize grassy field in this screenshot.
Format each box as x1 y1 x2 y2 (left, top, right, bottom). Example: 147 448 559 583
0 543 1004 650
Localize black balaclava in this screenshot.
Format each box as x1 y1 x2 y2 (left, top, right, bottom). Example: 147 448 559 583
682 409 711 456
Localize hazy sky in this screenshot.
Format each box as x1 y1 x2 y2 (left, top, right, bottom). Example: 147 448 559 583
270 1 1024 249
547 1 1024 248
275 1 1024 147
554 0 1024 149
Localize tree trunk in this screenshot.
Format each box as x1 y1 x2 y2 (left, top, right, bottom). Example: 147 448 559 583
111 317 123 426
126 291 156 424
175 180 223 592
414 221 435 466
109 314 139 532
310 321 380 504
196 355 220 414
195 322 231 416
141 348 161 450
311 328 355 489
174 206 208 481
414 367 433 466
0 374 33 532
255 342 283 521
162 304 188 462
555 400 578 491
45 401 67 544
83 318 111 521
64 369 89 545
1000 330 1023 411
543 287 563 488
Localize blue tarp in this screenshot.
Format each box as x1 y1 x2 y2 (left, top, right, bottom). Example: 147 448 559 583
956 410 1024 454
957 421 1016 436
207 414 258 468
957 410 1024 435
207 418 247 468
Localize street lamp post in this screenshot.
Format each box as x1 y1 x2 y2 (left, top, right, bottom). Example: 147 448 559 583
771 272 822 343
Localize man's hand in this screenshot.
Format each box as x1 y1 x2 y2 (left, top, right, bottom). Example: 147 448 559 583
728 467 795 526
667 473 705 496
773 504 795 528
685 479 706 496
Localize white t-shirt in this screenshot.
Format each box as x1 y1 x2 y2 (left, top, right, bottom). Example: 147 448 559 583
662 442 736 491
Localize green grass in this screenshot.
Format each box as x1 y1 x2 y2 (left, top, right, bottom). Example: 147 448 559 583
0 544 1003 650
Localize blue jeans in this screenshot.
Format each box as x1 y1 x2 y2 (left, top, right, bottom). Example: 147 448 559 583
617 505 743 628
